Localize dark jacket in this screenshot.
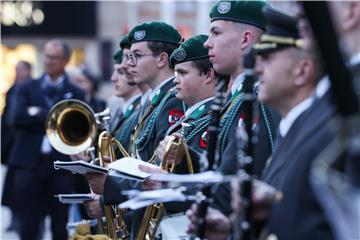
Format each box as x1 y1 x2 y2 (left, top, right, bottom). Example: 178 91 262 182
262 92 335 240
8 74 85 169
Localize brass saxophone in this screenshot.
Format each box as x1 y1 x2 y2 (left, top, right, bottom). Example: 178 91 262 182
137 125 194 240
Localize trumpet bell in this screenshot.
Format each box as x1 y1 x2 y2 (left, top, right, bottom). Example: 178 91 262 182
46 99 97 155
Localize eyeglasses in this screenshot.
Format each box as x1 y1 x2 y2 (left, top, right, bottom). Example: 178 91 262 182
126 52 155 66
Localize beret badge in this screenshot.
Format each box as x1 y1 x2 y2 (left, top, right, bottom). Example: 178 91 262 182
217 1 231 14
134 30 146 41
173 49 187 61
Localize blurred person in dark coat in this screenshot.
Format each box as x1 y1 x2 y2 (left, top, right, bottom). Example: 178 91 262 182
1 60 32 164
1 60 32 232
7 39 85 240
69 66 107 113
308 2 360 239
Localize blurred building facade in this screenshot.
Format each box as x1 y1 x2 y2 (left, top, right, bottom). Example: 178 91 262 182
1 0 295 113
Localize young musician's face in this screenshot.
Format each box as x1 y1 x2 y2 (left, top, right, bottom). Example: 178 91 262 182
122 48 136 86
173 61 208 106
110 64 136 98
128 42 159 87
204 20 244 75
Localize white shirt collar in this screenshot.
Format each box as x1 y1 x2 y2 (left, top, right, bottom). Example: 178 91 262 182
140 89 152 106
279 96 314 137
231 72 246 95
122 94 141 115
184 97 214 118
45 74 65 87
315 75 331 99
349 52 360 66
149 76 174 101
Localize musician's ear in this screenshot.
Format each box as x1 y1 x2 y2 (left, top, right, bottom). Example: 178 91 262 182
204 68 216 84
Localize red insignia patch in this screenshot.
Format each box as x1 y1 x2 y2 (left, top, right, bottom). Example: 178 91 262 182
168 109 184 126
199 130 208 149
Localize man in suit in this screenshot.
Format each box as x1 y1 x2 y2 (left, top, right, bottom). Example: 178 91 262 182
8 39 84 240
255 8 334 239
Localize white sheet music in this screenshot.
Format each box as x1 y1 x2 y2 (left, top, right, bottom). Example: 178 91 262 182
149 171 224 184
119 188 187 209
108 157 160 180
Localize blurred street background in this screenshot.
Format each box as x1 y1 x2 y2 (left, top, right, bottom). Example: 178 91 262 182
0 1 294 239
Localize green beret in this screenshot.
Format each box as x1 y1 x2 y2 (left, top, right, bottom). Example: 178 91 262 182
170 34 209 68
209 0 267 30
113 49 123 64
128 21 183 46
119 35 131 49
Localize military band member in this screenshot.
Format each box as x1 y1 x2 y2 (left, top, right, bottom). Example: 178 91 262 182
119 34 152 123
136 34 219 239
110 48 141 150
255 7 334 239
85 22 185 238
204 0 279 215
126 22 185 162
153 34 217 174
83 48 141 220
188 7 335 239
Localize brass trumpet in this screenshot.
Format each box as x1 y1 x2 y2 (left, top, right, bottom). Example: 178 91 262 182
46 99 98 155
46 99 130 239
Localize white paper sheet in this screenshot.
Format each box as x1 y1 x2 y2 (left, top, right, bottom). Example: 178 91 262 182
108 157 160 180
